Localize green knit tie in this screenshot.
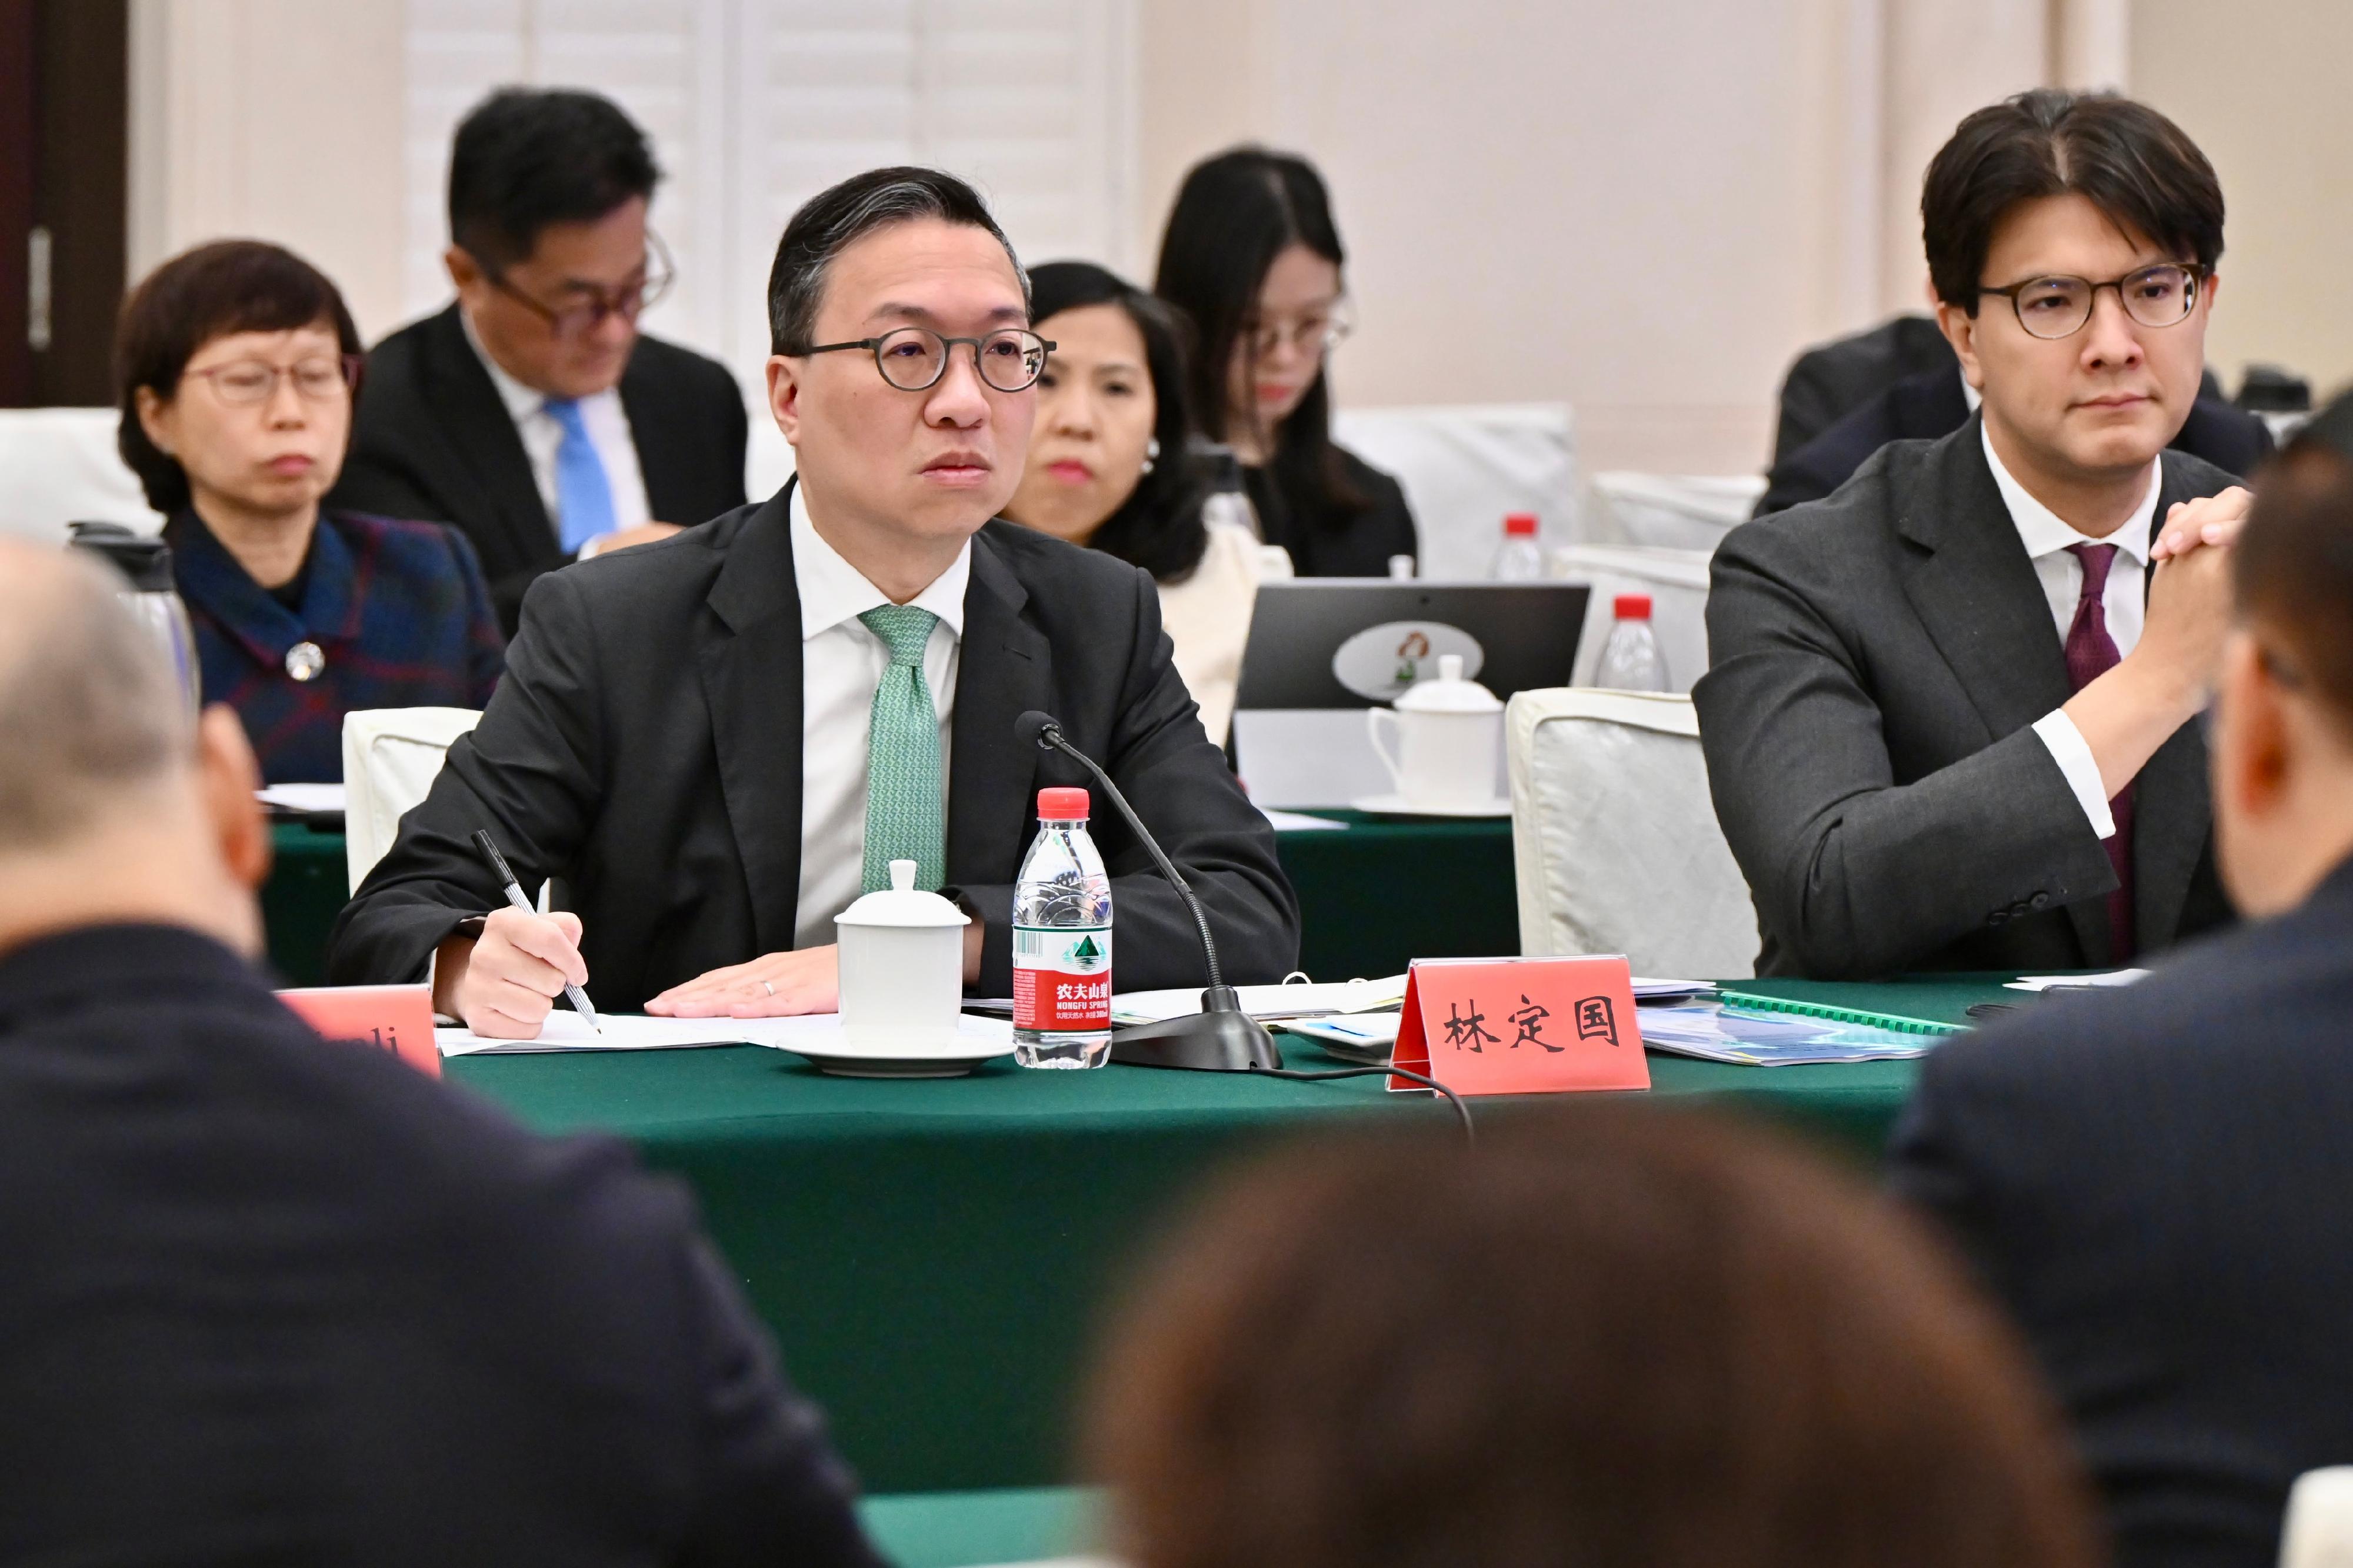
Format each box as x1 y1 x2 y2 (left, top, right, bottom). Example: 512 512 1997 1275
858 604 945 893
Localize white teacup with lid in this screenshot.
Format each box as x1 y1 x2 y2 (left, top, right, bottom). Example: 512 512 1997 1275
1366 653 1504 809
834 859 971 1051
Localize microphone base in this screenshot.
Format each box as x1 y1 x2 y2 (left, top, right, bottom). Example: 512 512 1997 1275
1109 997 1281 1072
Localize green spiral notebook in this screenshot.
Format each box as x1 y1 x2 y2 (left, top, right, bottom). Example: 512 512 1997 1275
1712 991 1967 1037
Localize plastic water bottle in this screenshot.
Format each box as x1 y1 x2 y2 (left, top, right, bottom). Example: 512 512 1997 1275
1011 786 1114 1069
1489 512 1544 581
1594 593 1670 691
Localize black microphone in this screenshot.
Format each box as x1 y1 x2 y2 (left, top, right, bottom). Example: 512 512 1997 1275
1017 710 1278 1072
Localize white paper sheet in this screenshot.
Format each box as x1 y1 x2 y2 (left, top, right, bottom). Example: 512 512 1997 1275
1259 808 1348 832
256 783 346 814
436 1010 1015 1057
2004 969 2151 992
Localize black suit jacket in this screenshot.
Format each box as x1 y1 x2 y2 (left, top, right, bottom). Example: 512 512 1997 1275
328 303 750 632
0 922 882 1566
1242 445 1419 576
326 480 1300 1007
1757 365 2275 517
1770 313 1958 464
1889 856 2353 1568
1695 416 2234 978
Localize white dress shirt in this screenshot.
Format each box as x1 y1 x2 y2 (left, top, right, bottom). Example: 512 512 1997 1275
459 307 652 546
1983 423 2158 840
791 483 968 950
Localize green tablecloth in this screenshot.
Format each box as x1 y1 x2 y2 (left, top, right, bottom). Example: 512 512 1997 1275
436 973 2011 1494
260 821 2009 1493
259 810 1519 989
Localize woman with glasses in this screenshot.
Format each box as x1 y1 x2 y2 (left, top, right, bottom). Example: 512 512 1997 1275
1155 148 1417 578
118 241 504 783
1002 262 1292 746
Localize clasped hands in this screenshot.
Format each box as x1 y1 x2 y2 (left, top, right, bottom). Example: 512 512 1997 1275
435 906 985 1040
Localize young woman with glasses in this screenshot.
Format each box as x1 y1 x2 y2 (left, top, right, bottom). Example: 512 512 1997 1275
1154 148 1418 578
119 241 504 783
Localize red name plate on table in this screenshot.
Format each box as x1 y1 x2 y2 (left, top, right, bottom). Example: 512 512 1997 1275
1389 956 1648 1096
278 985 441 1077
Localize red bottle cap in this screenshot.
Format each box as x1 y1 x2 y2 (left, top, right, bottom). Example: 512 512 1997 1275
1504 512 1538 536
1613 593 1653 620
1037 787 1091 820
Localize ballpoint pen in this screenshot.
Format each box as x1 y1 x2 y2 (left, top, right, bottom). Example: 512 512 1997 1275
469 828 602 1035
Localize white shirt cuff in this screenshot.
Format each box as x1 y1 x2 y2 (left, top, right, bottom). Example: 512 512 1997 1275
2032 709 2117 839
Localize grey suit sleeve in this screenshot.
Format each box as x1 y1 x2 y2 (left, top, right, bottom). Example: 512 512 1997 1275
325 570 609 985
1695 529 2115 978
951 569 1301 994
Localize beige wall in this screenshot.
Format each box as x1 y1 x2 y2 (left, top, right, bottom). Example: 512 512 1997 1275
2132 0 2353 404
128 0 409 342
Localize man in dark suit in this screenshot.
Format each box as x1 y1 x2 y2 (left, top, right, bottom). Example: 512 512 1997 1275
1767 312 1957 465
327 88 747 632
1698 89 2248 979
1889 400 2353 1568
1756 349 2272 516
328 167 1298 1037
0 541 882 1564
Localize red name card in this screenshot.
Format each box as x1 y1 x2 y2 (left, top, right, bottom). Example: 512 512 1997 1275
278 985 441 1077
1389 956 1649 1096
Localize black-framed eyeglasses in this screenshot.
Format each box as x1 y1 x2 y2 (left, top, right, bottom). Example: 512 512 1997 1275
488 229 676 340
795 326 1055 392
1979 262 2207 341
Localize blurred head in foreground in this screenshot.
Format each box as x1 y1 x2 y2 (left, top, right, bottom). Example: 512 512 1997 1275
0 542 268 963
1085 1106 2098 1568
2208 395 2353 916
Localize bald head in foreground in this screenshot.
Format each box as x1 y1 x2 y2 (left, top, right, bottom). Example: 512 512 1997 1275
0 539 883 1564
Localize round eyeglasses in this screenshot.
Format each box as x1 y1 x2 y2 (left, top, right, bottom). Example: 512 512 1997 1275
1979 263 2206 341
182 354 361 406
796 326 1055 392
1244 302 1353 361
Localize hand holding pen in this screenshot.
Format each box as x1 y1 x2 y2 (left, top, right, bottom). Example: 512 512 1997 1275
449 829 602 1037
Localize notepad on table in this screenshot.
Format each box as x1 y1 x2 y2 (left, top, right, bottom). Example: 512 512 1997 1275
1637 1002 1941 1066
436 1012 768 1056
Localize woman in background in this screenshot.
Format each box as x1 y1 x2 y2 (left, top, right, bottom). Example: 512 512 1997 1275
1004 261 1289 747
1086 1105 2098 1568
118 241 504 784
1154 147 1416 578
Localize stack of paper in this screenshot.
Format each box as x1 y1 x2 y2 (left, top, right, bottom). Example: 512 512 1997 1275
1635 1002 1937 1066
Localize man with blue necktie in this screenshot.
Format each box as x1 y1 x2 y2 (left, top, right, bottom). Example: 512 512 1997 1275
330 88 748 633
328 167 1298 1036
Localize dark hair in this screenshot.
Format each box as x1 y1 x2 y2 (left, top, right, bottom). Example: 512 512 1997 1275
114 240 363 513
1025 261 1211 582
1922 89 2224 312
2238 406 2353 729
1153 146 1369 523
768 166 1027 356
1085 1106 2099 1568
448 87 659 270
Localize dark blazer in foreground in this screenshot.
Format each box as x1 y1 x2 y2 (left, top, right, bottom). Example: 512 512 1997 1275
1757 365 2275 517
0 922 882 1566
326 481 1300 1007
1242 445 1418 576
1769 313 1957 465
1889 855 2353 1568
328 302 749 632
169 508 505 784
1695 416 2234 978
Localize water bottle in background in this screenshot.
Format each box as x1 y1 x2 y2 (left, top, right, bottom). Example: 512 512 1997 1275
1387 553 1417 580
66 521 200 718
1011 787 1114 1069
1593 593 1670 691
1196 443 1264 541
1489 512 1544 581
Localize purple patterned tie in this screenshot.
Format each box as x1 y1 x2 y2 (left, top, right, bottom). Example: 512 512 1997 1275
2064 543 2135 960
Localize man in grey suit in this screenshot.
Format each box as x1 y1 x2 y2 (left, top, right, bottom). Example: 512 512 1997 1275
1698 90 2249 979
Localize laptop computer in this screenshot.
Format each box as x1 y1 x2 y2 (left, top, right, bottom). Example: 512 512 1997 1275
1231 580 1592 809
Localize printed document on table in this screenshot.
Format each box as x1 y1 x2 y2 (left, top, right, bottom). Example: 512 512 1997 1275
2005 969 2151 992
436 1012 771 1056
